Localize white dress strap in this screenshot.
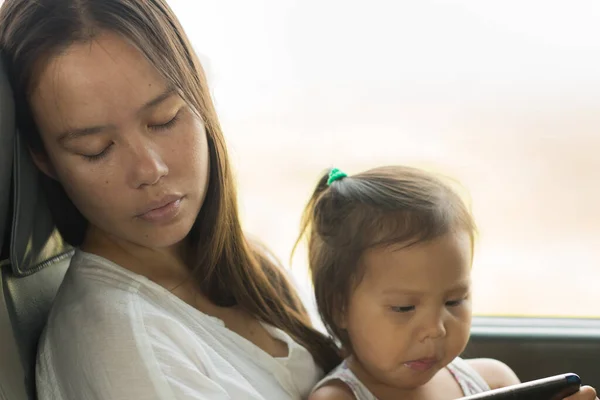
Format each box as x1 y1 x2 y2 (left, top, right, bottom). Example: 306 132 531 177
311 360 378 400
313 357 491 399
446 357 491 395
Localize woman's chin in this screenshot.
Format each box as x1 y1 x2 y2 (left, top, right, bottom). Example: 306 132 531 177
138 224 194 250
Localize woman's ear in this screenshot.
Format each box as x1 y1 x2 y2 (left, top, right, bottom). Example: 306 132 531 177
29 148 58 180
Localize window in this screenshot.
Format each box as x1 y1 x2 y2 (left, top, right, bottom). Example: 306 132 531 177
170 0 600 320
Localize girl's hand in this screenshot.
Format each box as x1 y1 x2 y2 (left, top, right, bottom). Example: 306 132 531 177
563 386 598 400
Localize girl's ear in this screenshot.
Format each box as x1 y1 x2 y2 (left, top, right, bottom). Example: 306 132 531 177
29 148 58 180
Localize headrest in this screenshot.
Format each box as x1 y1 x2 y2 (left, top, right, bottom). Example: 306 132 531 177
0 58 14 260
0 56 72 277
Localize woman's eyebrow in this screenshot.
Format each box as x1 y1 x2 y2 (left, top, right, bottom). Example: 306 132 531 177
139 87 177 113
58 124 114 144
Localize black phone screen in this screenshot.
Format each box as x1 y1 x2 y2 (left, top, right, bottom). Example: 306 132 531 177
459 373 581 400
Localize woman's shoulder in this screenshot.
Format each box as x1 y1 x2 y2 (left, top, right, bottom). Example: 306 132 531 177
42 249 180 354
67 249 151 291
37 250 212 397
48 251 144 320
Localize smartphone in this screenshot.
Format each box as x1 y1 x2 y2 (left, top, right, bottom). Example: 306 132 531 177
460 373 581 400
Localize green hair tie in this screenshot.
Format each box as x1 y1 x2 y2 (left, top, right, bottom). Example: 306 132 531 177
327 168 348 186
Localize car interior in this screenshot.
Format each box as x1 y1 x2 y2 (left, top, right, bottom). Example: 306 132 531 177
0 58 73 400
1 35 599 400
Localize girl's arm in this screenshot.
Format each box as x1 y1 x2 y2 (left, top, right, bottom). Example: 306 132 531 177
466 358 521 389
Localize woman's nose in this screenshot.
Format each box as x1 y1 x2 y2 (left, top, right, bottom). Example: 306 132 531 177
127 142 169 188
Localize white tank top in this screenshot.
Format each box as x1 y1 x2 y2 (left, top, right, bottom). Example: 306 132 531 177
312 357 490 400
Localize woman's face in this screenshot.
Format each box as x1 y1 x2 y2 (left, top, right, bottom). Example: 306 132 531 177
29 32 210 251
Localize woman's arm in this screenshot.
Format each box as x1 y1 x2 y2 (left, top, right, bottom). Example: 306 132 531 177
467 358 599 400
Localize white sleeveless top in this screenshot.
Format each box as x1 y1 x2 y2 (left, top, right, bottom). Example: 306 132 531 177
36 250 322 400
313 357 490 400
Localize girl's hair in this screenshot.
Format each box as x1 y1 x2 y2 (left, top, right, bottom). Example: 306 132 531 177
0 0 340 372
295 165 476 352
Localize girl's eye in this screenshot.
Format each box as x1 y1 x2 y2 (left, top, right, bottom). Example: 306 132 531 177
81 143 113 162
149 110 181 131
391 305 415 313
446 298 465 307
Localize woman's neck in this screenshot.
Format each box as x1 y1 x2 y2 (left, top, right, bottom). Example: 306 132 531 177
81 225 193 289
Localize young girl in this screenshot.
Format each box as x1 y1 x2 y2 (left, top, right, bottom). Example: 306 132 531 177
297 166 597 400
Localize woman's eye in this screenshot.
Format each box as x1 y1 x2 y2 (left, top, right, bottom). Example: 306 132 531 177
391 305 415 313
81 143 113 162
149 110 181 131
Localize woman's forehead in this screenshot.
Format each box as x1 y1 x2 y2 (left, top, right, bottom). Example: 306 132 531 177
30 33 170 136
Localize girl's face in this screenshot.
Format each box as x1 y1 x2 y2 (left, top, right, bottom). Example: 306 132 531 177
341 231 473 393
29 32 210 252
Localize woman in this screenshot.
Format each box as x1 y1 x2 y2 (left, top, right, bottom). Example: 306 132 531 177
0 0 339 399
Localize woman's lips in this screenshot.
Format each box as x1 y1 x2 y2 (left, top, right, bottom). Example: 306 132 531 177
137 196 183 223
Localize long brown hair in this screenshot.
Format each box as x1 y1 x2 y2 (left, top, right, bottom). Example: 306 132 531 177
0 0 340 372
294 166 476 352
